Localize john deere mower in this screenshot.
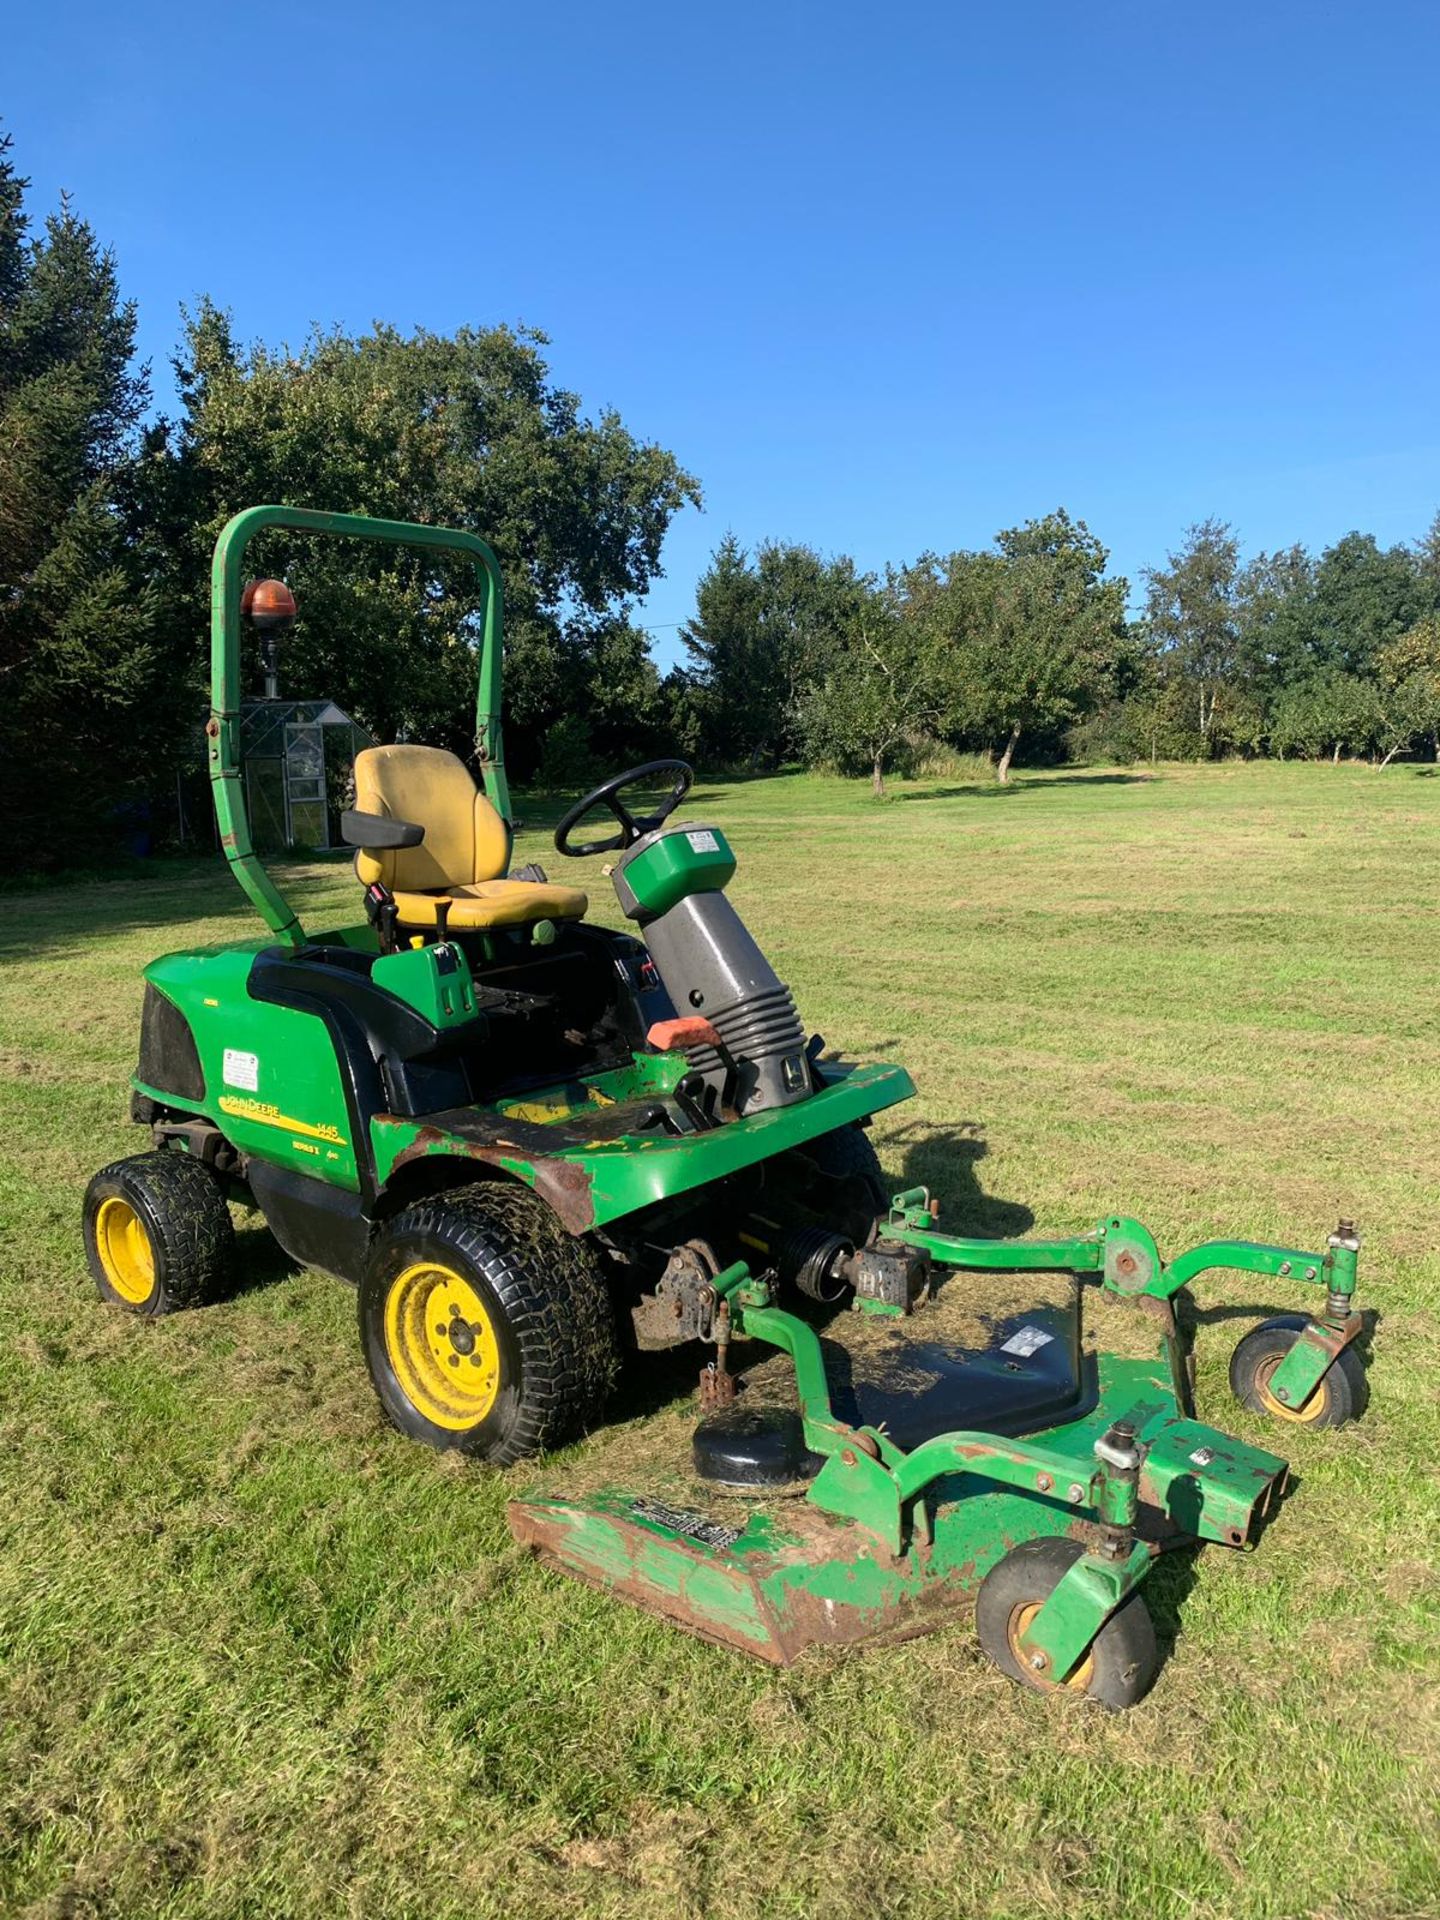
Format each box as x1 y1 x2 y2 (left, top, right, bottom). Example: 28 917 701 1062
85 506 1370 1707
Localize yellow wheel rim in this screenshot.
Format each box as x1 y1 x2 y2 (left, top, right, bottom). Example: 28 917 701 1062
383 1261 502 1430
1009 1601 1097 1695
1255 1353 1329 1425
94 1196 157 1306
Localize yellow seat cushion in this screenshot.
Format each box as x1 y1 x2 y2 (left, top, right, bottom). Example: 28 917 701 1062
352 743 585 932
392 880 588 931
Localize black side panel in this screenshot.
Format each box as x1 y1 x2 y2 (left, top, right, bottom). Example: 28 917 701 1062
249 947 443 1059
248 1159 372 1283
137 984 206 1101
248 946 476 1133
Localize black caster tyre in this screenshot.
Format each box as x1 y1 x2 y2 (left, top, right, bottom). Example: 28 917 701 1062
975 1536 1159 1711
83 1151 235 1316
1229 1314 1368 1428
795 1122 890 1219
360 1181 618 1465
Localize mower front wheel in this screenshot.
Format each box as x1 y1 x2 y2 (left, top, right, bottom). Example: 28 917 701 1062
83 1151 235 1316
794 1123 889 1220
360 1182 618 1465
975 1537 1159 1711
1229 1314 1368 1428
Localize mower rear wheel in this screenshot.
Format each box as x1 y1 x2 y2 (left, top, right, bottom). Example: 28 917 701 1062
1229 1314 1368 1428
83 1151 235 1316
360 1182 618 1465
975 1536 1159 1710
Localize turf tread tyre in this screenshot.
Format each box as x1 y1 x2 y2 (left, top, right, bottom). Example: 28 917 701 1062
795 1123 889 1217
83 1151 235 1316
361 1181 618 1465
1228 1315 1368 1428
975 1536 1159 1711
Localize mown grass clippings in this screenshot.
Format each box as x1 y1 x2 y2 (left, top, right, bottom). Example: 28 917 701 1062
1 762 1438 1918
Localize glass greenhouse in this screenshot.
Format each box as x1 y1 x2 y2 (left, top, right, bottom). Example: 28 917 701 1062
238 698 375 851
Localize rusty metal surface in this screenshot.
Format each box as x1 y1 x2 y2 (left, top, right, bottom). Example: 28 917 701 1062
385 1114 598 1233
631 1239 719 1350
507 1495 975 1666
698 1362 737 1410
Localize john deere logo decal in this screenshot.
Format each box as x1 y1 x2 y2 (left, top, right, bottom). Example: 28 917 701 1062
217 1095 348 1148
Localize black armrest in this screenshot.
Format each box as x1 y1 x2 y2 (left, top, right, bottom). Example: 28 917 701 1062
341 809 425 850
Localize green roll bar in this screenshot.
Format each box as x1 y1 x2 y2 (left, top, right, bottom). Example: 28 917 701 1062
207 505 511 947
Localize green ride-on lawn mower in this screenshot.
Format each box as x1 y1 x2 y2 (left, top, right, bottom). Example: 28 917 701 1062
84 506 1371 1709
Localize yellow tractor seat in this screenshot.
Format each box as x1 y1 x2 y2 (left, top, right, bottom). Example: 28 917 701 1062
350 744 587 933
385 879 588 931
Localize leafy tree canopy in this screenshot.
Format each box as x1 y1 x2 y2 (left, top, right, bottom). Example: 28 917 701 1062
909 510 1129 780
1143 519 1242 740
136 302 700 770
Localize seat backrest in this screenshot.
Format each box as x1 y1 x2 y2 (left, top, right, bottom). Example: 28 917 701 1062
352 745 509 892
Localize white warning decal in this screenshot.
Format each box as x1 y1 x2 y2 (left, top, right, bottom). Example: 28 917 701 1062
686 829 720 852
222 1048 260 1092
1001 1324 1054 1357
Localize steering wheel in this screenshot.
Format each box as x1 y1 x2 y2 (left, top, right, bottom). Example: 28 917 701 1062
554 759 695 858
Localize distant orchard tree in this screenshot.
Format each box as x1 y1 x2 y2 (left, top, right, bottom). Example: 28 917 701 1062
909 510 1129 781
1374 615 1440 765
1269 671 1377 763
793 572 949 795
1143 520 1242 744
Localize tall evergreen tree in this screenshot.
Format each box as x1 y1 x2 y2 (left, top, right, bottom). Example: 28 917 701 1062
0 128 154 865
678 537 867 766
675 533 769 762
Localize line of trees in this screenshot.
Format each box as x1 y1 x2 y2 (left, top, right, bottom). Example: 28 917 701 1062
674 513 1133 791
5 120 1440 873
672 513 1440 791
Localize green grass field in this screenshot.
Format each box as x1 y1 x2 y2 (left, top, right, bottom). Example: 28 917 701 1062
2 761 1438 1920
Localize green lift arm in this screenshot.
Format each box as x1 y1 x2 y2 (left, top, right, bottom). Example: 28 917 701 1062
206 505 511 948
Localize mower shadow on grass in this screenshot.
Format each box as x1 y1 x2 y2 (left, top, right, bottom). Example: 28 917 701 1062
888 1119 1035 1238
220 1216 315 1304
1134 1540 1204 1661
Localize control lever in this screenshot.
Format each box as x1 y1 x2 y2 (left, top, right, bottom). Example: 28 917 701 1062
364 880 400 956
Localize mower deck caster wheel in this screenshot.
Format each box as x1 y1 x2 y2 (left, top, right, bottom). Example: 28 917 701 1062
1229 1314 1368 1428
975 1537 1158 1711
83 1151 235 1316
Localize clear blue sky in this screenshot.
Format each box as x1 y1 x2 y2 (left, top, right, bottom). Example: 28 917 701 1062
9 1 1438 666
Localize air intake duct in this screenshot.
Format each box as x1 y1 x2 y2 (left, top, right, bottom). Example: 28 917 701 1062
641 891 810 1116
